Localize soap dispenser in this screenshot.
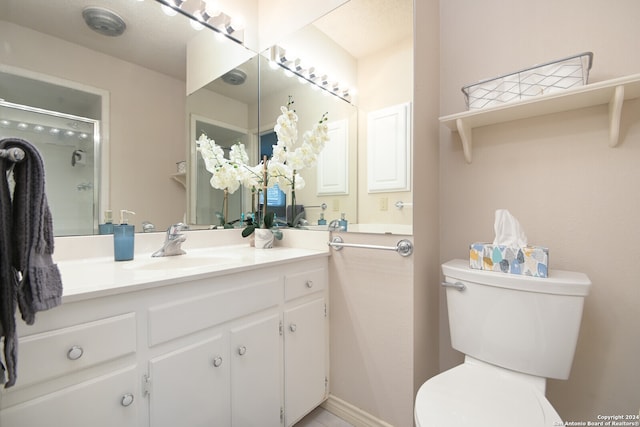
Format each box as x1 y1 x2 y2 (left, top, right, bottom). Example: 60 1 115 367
98 210 114 234
317 213 327 226
113 210 135 261
339 212 348 231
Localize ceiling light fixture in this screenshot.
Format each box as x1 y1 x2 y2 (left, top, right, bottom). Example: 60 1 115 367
155 0 245 44
268 46 354 103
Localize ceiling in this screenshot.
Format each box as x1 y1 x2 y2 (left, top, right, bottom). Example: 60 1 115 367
0 0 413 81
314 0 413 59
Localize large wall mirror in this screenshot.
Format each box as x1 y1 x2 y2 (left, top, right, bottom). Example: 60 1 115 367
1 0 412 237
191 0 414 233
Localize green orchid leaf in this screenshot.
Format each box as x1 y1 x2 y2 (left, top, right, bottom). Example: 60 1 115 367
242 224 256 238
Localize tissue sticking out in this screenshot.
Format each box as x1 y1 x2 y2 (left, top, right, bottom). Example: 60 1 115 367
470 209 549 278
492 209 527 247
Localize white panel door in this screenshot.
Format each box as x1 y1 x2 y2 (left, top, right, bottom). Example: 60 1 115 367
0 366 138 427
317 119 349 195
149 335 230 427
230 313 282 427
284 297 327 426
367 102 412 192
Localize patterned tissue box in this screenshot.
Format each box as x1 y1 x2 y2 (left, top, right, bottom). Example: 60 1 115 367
469 243 549 278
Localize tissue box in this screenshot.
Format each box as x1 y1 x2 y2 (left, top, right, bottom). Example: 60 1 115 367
469 243 549 278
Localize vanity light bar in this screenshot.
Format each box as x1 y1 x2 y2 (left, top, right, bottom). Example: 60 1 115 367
154 0 245 44
269 45 354 103
0 119 90 141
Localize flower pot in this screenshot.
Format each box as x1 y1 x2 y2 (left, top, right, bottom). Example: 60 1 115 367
254 228 275 249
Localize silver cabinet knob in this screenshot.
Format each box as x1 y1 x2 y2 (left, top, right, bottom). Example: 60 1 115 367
213 356 223 367
121 393 134 407
67 345 84 361
238 346 247 356
306 280 314 288
289 323 297 332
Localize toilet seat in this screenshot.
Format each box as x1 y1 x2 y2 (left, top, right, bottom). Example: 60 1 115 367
415 359 562 427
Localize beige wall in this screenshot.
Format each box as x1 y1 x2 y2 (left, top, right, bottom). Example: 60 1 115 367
327 1 440 426
358 37 414 226
438 0 640 420
329 233 415 426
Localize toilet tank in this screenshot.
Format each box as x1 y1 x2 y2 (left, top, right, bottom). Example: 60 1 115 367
441 259 591 380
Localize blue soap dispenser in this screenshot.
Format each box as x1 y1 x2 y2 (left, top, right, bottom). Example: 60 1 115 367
317 213 327 226
113 210 135 261
98 210 114 234
339 212 348 231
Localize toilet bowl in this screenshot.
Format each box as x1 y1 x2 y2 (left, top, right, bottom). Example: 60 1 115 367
415 357 561 427
415 259 591 427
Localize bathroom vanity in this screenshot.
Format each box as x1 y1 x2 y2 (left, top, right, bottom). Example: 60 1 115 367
0 232 329 427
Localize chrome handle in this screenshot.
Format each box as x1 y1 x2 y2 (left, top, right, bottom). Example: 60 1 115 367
213 356 223 367
238 346 247 356
306 280 313 288
67 345 84 360
441 281 466 291
289 323 297 333
121 393 134 407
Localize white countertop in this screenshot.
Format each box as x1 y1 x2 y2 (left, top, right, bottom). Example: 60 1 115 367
54 229 330 303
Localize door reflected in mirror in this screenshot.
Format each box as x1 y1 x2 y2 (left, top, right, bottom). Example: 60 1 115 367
190 116 249 227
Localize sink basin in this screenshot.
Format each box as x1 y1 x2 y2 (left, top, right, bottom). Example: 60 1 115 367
124 250 241 271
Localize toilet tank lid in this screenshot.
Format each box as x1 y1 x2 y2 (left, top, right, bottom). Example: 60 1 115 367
442 259 591 296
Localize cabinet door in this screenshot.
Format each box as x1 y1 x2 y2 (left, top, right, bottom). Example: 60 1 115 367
149 335 230 427
0 366 138 427
284 297 327 426
230 313 282 427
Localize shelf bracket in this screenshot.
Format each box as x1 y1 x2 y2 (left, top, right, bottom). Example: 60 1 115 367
455 118 473 163
608 85 625 147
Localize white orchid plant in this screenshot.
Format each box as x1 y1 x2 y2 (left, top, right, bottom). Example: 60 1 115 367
196 96 329 237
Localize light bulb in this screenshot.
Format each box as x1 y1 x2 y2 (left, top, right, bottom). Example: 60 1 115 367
229 15 245 32
190 18 204 30
161 5 177 16
17 122 28 130
203 0 221 18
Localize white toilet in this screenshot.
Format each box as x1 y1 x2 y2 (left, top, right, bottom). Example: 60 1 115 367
415 259 591 427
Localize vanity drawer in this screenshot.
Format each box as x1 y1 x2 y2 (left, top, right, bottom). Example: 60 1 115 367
284 268 326 301
148 278 281 347
16 313 137 388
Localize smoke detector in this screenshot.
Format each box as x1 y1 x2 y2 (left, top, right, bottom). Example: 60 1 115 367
82 7 126 37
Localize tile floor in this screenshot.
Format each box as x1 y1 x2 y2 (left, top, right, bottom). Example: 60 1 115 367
294 407 354 427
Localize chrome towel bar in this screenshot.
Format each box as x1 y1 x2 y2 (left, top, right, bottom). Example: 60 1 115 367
328 235 413 257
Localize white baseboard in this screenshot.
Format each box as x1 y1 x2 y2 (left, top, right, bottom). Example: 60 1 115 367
321 394 395 427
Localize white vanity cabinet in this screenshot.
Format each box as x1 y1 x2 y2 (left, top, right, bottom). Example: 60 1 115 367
0 312 139 427
230 312 282 426
145 274 284 427
0 254 328 427
148 334 231 426
283 267 329 426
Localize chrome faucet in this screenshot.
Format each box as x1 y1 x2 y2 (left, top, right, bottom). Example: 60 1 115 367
142 221 156 233
328 219 344 232
152 223 188 257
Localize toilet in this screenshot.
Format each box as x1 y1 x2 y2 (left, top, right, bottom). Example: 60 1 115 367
415 259 591 427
